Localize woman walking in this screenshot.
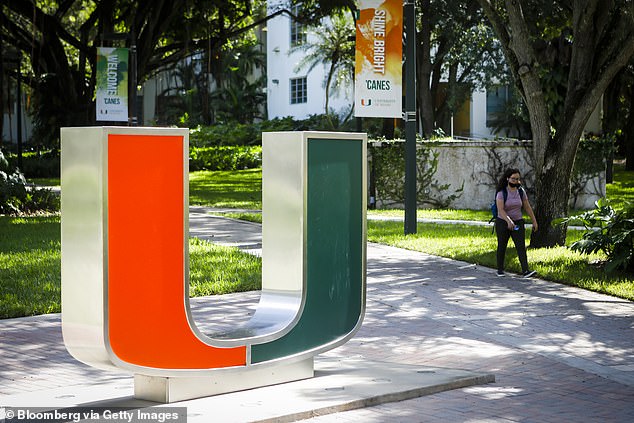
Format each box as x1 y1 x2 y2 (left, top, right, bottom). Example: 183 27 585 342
495 168 538 277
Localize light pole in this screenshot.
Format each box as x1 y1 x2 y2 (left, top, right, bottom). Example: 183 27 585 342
129 30 137 126
16 55 22 169
4 49 23 168
404 0 417 234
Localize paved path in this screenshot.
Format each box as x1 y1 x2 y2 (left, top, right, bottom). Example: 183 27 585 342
1 207 633 422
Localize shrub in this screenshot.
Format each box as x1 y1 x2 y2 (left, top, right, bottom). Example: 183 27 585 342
189 146 262 171
26 188 61 214
5 149 60 179
565 199 634 273
21 150 61 178
259 117 296 132
0 149 59 215
190 123 261 147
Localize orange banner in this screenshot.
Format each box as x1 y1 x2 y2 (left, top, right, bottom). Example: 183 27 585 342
355 0 403 118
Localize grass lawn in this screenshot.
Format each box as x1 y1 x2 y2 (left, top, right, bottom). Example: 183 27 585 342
368 208 491 221
0 216 61 318
606 164 634 208
0 215 260 319
28 177 61 187
190 168 262 209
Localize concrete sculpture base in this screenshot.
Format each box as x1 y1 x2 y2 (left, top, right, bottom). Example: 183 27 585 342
134 358 314 403
2 358 494 422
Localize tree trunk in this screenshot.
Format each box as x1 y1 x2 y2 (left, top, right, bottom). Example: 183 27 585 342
324 72 332 115
530 135 576 247
531 75 600 247
382 118 395 139
602 76 622 183
0 32 4 147
418 62 434 137
626 95 634 170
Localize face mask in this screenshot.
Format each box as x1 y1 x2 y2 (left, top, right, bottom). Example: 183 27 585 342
509 182 521 188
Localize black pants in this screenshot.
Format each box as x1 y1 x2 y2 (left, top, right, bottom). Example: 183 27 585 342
495 218 529 273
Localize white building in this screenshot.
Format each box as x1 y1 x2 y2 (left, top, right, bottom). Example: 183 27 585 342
2 86 33 144
266 4 354 120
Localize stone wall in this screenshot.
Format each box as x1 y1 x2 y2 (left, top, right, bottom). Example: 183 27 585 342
369 139 605 210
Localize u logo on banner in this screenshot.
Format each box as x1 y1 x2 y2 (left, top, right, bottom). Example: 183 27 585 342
61 128 366 399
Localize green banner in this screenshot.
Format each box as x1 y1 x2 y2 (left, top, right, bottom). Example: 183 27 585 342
96 47 129 122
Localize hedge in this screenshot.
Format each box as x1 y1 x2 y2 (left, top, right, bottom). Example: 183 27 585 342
6 150 60 178
189 146 262 171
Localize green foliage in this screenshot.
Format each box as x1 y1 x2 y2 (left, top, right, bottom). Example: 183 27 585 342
27 177 60 186
0 150 59 215
294 111 356 131
371 140 463 208
209 43 267 124
536 64 568 126
157 42 266 126
258 117 297 132
563 199 634 273
157 62 208 126
416 1 509 136
189 123 261 146
29 70 94 150
486 85 532 139
0 154 27 215
7 150 60 178
189 146 262 171
570 133 615 208
4 0 267 137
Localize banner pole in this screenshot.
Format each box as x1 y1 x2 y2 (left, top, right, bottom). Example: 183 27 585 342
404 0 417 235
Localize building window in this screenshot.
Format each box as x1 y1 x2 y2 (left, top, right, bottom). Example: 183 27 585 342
290 5 307 46
486 85 511 127
290 77 307 104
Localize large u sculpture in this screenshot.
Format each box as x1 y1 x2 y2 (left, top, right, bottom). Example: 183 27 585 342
60 128 367 402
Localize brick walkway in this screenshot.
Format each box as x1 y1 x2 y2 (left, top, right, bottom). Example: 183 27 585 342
1 211 633 422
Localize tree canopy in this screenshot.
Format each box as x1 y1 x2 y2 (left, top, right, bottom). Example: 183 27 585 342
1 0 263 145
417 0 508 137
